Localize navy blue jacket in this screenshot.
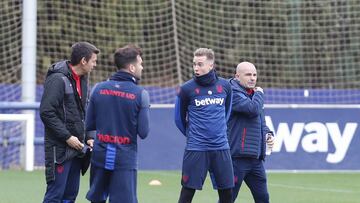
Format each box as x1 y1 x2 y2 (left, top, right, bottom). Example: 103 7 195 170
227 78 271 160
175 69 232 151
86 71 150 170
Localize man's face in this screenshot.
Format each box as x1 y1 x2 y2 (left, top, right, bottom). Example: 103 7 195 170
193 56 213 77
132 55 143 79
81 53 97 75
235 64 257 89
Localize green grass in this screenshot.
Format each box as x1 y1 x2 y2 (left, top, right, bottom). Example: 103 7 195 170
0 170 359 203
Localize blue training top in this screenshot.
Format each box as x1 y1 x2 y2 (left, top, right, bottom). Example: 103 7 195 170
86 71 150 170
174 69 232 151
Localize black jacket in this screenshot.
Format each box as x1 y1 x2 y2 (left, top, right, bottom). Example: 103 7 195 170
40 60 90 182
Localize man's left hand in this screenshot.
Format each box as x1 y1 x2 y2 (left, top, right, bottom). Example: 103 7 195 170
266 133 275 149
87 139 94 151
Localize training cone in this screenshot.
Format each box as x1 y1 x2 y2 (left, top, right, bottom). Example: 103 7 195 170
149 179 162 186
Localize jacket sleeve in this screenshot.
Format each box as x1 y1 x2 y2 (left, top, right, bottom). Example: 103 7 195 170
174 87 188 136
261 112 273 135
85 85 98 136
225 83 233 121
137 89 150 139
231 90 264 117
40 74 71 141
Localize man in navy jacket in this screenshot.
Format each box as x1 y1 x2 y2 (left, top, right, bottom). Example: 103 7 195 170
175 48 233 203
85 45 150 203
227 61 275 203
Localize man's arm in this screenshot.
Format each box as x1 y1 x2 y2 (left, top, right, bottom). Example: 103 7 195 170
40 75 71 141
174 87 188 136
225 83 233 121
231 89 264 117
85 85 98 132
137 89 150 139
262 111 275 150
85 84 99 148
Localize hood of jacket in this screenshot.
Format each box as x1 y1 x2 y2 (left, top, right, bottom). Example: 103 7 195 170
229 77 247 93
109 70 139 84
46 60 71 77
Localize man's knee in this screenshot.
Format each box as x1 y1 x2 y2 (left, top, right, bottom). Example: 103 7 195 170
178 186 196 203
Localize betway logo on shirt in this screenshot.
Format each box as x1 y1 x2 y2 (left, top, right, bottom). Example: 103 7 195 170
195 98 224 106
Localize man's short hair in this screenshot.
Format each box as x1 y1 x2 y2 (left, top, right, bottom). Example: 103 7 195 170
70 42 100 65
193 48 215 62
114 44 142 70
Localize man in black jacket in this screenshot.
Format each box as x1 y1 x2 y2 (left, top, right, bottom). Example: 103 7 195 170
40 42 99 203
227 61 275 203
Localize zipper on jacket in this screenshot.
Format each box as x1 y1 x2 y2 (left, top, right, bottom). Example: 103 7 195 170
241 128 247 151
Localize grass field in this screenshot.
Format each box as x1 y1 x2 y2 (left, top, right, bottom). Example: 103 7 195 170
0 170 359 203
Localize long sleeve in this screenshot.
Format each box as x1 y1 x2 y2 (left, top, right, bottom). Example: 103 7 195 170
85 85 97 132
137 89 150 139
40 75 71 141
261 112 273 135
174 87 188 136
231 90 264 117
225 84 233 121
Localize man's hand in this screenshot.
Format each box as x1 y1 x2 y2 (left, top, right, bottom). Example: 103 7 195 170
254 86 264 94
266 133 275 149
87 139 94 151
66 135 84 150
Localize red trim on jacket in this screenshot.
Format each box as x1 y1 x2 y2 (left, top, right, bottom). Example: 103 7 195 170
241 128 247 150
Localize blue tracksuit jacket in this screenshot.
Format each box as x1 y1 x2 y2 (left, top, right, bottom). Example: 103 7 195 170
174 69 232 151
86 71 150 170
227 78 272 160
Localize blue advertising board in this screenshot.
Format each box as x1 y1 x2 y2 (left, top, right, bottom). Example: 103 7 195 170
138 106 360 170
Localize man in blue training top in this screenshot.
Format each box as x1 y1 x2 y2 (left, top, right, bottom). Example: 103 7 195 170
85 44 150 203
227 61 275 203
175 48 234 203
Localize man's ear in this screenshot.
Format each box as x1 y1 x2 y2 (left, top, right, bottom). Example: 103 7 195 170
129 63 135 73
81 57 87 65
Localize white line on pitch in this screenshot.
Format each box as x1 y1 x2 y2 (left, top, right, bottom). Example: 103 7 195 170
269 183 356 194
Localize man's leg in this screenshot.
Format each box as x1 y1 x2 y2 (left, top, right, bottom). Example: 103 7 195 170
109 169 138 203
231 158 250 202
178 186 196 203
86 165 110 203
209 150 234 203
62 158 81 202
178 150 208 203
217 188 233 203
43 160 72 203
244 159 269 203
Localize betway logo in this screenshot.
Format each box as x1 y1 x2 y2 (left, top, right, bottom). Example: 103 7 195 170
195 98 224 106
265 116 358 164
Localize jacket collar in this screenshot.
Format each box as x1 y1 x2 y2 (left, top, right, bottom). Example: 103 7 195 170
230 78 254 95
109 70 138 84
194 69 218 86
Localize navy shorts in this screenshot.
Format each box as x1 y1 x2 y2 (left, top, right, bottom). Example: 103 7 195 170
181 150 234 190
86 165 138 203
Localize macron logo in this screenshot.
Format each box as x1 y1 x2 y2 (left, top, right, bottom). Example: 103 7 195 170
195 98 224 106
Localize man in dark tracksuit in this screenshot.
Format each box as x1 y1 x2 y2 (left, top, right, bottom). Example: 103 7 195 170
227 62 275 203
85 45 150 203
40 42 99 203
175 48 233 203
